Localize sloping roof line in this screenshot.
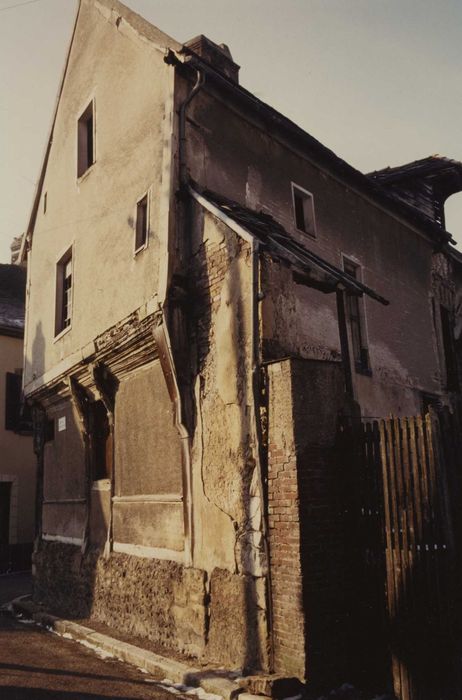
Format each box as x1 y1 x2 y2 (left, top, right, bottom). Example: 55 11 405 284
368 155 462 183
21 0 181 263
189 187 389 306
22 0 455 263
0 264 26 336
180 54 454 249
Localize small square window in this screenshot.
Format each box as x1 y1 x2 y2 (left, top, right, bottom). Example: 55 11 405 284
55 248 73 336
292 183 316 236
77 101 95 177
135 194 148 252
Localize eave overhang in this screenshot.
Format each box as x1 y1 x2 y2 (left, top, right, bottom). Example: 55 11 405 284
190 187 389 306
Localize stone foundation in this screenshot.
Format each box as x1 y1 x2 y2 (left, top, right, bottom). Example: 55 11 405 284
207 568 268 671
33 541 267 668
33 541 207 657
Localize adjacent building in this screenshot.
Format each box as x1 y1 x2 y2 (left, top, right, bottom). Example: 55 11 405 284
20 0 461 693
0 262 35 572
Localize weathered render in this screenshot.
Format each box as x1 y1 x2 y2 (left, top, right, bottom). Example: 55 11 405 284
22 0 462 692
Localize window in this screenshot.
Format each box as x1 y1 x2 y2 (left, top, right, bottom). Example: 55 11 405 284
440 304 459 391
89 401 112 480
45 418 55 443
5 372 21 431
0 483 11 545
4 371 32 433
55 248 73 336
43 192 47 214
135 194 148 252
292 183 316 236
343 258 370 374
77 101 95 177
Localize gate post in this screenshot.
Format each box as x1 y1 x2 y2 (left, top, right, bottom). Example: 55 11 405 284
266 358 346 685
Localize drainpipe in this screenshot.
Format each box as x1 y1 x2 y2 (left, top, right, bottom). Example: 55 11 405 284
250 241 275 671
179 68 205 187
152 62 206 567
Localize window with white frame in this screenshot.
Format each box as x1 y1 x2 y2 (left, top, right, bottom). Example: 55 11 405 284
134 194 148 253
291 183 316 236
77 101 95 177
55 247 73 336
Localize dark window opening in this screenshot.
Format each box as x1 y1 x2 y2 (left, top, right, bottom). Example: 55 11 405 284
0 483 11 545
5 371 32 434
90 401 112 481
77 101 94 177
292 184 316 236
55 249 72 336
45 418 55 443
43 192 47 214
343 259 371 374
421 392 440 413
5 372 21 432
135 195 148 251
440 305 459 391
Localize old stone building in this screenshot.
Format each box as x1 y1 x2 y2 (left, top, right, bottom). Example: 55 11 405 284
21 0 462 694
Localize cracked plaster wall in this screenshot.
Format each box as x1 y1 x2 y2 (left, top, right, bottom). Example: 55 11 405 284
190 210 268 670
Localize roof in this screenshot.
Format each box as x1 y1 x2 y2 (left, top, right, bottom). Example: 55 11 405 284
368 155 462 185
0 264 26 337
178 53 455 249
368 156 462 229
191 188 389 306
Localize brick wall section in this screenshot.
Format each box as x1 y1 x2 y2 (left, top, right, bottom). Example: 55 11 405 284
267 361 306 679
192 218 250 369
290 360 355 688
267 359 349 685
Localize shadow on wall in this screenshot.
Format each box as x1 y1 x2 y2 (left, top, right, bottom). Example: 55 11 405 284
289 368 372 692
25 321 46 388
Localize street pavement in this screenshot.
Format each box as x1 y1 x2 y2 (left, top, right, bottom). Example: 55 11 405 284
0 573 189 699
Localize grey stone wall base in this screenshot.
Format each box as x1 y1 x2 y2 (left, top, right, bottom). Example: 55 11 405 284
11 597 241 700
239 676 304 699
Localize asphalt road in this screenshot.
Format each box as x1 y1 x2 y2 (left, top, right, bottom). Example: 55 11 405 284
0 574 187 700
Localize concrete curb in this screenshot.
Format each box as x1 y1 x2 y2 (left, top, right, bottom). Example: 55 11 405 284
11 597 241 700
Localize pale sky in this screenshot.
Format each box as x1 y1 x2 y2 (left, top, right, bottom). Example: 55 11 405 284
1 0 462 262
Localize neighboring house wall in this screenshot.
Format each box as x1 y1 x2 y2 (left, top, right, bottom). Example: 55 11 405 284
0 335 35 548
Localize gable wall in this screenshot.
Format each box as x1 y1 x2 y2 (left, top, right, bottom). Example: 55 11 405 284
24 0 175 390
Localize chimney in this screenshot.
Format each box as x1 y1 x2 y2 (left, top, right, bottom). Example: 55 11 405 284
10 235 23 265
183 35 240 84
